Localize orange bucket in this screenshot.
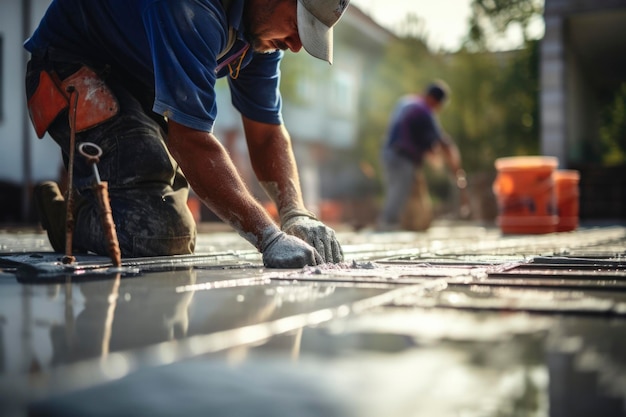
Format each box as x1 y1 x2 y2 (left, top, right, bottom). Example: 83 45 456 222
492 156 559 234
553 170 580 232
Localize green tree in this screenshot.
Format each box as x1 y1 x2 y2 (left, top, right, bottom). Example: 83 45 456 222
442 40 541 172
466 0 544 51
599 83 626 165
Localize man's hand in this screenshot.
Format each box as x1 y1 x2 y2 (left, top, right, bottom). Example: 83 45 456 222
280 210 344 263
241 118 344 264
261 230 323 268
459 188 471 219
455 169 471 219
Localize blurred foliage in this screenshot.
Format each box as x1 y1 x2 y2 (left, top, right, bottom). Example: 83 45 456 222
598 83 626 166
466 0 544 51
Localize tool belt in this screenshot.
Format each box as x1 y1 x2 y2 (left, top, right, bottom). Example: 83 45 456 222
27 66 119 138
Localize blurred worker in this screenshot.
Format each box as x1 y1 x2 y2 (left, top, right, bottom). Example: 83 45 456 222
377 81 469 231
24 0 348 268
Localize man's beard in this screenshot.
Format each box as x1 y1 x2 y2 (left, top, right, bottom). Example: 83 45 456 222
246 36 269 53
242 1 278 53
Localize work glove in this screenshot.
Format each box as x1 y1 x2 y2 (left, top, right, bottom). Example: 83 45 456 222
261 228 323 268
280 209 344 263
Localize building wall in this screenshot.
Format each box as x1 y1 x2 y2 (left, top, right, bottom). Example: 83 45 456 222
0 0 62 221
0 0 61 186
540 14 567 164
545 0 626 13
0 0 26 185
541 0 626 167
542 0 626 219
27 1 63 185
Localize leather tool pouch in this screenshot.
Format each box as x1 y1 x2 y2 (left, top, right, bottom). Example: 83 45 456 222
27 66 119 138
27 70 68 138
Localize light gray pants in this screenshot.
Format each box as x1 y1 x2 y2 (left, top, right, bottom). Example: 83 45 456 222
378 148 418 227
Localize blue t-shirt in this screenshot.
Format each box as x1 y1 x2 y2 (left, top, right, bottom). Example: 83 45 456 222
24 0 283 133
384 95 446 164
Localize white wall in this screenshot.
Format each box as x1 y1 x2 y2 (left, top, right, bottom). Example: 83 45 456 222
29 0 64 183
0 0 61 186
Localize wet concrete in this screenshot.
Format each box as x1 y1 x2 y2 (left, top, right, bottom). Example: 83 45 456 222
0 221 625 417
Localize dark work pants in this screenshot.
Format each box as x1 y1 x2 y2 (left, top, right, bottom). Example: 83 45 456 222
26 55 196 257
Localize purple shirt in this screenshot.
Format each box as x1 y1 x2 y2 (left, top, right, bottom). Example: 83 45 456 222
384 95 446 164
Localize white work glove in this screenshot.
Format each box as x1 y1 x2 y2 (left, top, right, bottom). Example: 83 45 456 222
280 209 344 264
261 228 323 268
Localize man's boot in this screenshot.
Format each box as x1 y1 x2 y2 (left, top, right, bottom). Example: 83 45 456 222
33 181 66 253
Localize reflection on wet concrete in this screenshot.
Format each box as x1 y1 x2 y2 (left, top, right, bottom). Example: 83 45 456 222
0 224 625 416
0 264 412 415
49 270 194 365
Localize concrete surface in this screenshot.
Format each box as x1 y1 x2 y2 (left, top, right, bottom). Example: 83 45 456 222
1 220 625 417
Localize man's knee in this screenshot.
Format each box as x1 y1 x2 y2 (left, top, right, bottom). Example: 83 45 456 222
129 232 196 257
74 186 197 258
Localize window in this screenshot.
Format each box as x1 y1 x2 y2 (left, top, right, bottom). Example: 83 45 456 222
328 70 356 117
295 71 317 104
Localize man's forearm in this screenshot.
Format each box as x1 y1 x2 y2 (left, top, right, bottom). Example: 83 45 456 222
242 117 308 221
242 117 343 263
167 120 279 249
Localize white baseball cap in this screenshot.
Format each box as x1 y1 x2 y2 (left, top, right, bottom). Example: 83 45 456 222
297 0 350 64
